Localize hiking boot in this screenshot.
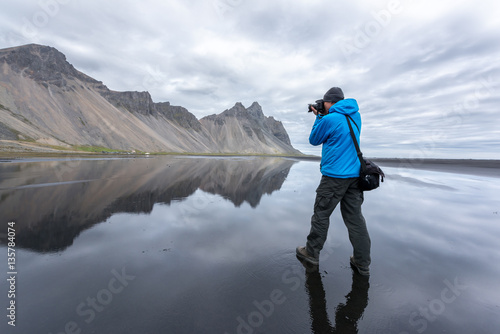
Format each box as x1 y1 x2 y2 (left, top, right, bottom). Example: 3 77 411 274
350 256 370 276
296 246 319 265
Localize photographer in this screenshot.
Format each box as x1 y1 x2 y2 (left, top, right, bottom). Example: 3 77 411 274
296 87 371 276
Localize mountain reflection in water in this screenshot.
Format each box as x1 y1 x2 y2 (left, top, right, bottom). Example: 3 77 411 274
0 156 295 253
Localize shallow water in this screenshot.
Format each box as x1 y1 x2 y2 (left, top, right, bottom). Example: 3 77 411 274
0 156 499 334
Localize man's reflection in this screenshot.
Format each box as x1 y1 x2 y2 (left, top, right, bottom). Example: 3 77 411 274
299 258 370 334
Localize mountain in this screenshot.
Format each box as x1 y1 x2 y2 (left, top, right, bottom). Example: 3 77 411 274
200 102 296 154
0 44 301 155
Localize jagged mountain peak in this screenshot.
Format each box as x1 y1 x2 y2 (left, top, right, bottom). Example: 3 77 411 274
0 43 98 87
1 43 62 57
0 44 301 155
246 101 265 120
100 90 156 115
223 102 246 115
218 102 265 121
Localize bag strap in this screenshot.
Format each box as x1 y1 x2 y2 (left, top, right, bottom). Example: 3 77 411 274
345 115 367 171
346 114 360 132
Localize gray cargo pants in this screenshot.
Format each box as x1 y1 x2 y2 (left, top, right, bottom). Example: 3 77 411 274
306 175 371 268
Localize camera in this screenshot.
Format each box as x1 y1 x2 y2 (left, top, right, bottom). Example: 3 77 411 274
308 99 325 114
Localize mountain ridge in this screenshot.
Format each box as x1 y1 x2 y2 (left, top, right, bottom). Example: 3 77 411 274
0 44 301 155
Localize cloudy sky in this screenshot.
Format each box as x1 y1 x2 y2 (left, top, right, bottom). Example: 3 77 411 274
1 0 499 158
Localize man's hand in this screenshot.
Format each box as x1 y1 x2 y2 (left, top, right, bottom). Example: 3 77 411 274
311 106 318 116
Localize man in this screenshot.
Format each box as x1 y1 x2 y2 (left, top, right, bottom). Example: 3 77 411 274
296 87 371 276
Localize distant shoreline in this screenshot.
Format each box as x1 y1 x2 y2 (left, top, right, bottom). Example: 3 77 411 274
371 158 500 178
289 156 500 178
371 157 500 168
0 152 498 177
293 155 500 166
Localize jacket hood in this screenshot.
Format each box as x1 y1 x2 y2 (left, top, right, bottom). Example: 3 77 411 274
328 98 359 115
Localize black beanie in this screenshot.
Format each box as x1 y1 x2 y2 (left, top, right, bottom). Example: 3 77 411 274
323 87 344 103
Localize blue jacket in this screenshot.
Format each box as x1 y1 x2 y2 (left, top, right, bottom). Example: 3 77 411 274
309 98 361 178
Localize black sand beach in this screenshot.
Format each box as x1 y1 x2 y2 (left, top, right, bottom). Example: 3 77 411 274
373 158 500 178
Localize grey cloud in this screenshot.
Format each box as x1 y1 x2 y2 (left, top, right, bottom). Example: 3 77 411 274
1 0 499 158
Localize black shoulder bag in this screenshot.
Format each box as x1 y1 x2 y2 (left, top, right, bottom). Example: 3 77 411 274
345 115 385 191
